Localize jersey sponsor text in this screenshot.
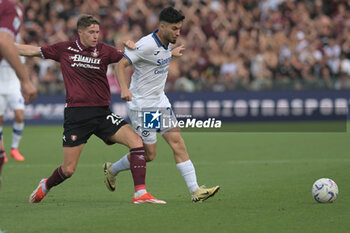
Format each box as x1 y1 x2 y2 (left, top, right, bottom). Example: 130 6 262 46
70 54 101 64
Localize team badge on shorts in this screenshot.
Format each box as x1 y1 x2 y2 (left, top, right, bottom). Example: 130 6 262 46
71 135 78 142
142 130 150 137
143 110 161 129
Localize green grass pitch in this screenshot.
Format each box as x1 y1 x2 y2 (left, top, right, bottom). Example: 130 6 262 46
0 122 349 233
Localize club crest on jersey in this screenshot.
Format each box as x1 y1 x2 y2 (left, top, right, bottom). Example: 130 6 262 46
91 48 99 58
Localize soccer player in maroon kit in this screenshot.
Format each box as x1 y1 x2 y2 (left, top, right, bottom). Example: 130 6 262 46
0 0 37 190
17 14 165 204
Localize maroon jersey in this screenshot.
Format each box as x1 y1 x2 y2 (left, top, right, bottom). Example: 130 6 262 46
0 0 24 61
40 39 123 107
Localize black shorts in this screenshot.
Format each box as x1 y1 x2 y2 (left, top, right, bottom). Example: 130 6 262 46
63 106 128 147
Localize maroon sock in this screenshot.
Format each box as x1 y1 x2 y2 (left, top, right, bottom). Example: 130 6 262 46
130 147 146 192
0 155 4 178
0 150 5 172
46 166 69 190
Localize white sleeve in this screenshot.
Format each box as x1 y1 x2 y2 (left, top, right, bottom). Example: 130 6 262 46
124 47 143 65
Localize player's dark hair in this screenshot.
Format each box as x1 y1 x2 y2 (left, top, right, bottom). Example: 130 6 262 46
159 7 185 24
77 15 100 29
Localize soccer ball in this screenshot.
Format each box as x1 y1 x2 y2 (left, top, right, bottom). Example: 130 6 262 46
312 178 338 203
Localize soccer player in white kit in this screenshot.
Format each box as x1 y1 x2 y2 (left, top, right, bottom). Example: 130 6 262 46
0 0 37 189
103 7 220 202
0 35 26 162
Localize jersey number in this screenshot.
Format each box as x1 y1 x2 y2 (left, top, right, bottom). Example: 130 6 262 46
107 113 123 125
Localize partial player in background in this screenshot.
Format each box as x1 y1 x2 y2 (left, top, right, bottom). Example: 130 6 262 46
0 0 36 103
103 7 220 203
0 34 27 163
0 0 37 189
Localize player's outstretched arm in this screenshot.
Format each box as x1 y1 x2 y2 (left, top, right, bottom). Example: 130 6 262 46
0 31 37 103
16 44 41 57
116 57 132 101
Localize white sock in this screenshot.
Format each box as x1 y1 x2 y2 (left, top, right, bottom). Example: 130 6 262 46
176 160 199 193
134 189 147 198
111 153 130 175
12 122 24 149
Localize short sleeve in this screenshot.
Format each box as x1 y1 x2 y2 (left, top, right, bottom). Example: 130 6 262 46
40 42 66 61
0 2 23 39
123 47 144 65
104 44 124 64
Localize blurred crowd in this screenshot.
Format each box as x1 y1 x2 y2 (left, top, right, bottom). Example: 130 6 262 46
20 0 350 94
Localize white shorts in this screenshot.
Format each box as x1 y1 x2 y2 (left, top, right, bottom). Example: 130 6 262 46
127 108 177 144
0 92 25 115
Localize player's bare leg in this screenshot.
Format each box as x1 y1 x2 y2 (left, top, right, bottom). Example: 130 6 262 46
143 143 157 162
162 128 189 163
29 144 84 203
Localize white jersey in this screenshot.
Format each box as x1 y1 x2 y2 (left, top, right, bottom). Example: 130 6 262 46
0 34 24 95
124 30 172 110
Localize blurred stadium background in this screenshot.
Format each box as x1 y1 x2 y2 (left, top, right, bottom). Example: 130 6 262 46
19 0 350 93
2 0 349 126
